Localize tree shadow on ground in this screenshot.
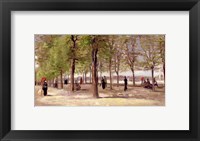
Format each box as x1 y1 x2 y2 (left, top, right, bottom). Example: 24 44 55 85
45 95 54 96
98 95 129 98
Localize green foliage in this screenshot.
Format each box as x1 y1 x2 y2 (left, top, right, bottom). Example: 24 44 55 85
139 35 163 69
35 34 165 81
35 35 71 80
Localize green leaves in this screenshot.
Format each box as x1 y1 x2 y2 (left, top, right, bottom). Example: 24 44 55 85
139 35 164 70
35 34 165 82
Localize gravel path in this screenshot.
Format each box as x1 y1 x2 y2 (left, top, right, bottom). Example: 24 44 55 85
35 84 165 106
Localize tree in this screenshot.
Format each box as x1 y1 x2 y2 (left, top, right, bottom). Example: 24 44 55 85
113 36 124 87
80 35 107 98
48 36 70 89
75 55 91 84
124 35 139 86
35 35 60 84
107 36 116 90
157 35 165 81
139 35 162 91
35 35 71 88
91 36 99 97
70 35 78 91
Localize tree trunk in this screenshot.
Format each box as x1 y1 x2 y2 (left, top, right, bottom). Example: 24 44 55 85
151 66 155 91
131 68 135 86
56 76 58 88
89 67 92 84
109 58 112 90
84 71 87 84
116 72 119 87
92 48 98 98
60 70 63 89
52 79 54 87
163 63 165 82
115 60 120 87
71 59 75 91
82 73 84 84
70 35 78 91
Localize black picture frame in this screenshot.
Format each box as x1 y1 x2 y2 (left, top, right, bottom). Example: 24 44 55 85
0 0 199 141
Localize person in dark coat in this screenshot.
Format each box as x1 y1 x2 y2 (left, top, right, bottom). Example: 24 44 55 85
101 77 106 89
80 77 83 85
54 80 58 88
42 80 48 96
144 78 152 89
64 78 68 84
124 76 128 91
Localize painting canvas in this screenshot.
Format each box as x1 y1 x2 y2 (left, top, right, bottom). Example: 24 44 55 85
35 35 165 106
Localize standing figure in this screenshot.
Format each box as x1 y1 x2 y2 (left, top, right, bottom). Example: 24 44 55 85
64 78 68 84
104 76 107 88
42 80 48 96
101 77 106 89
80 77 83 85
55 80 58 88
124 76 128 91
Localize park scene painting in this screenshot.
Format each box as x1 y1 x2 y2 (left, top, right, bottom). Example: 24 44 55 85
35 35 165 106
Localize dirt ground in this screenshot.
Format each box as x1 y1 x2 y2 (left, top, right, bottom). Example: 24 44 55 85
35 84 165 106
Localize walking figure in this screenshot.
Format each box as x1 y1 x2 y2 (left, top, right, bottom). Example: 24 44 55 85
64 78 68 84
80 77 83 84
124 76 128 91
42 80 48 96
54 80 58 88
101 77 106 89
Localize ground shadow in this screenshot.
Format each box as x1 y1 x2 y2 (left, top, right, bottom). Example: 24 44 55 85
45 95 54 96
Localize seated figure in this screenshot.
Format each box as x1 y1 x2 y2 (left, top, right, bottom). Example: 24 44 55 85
75 82 81 91
144 78 152 89
153 78 158 87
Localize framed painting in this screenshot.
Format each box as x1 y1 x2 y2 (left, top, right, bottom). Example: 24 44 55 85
0 0 200 141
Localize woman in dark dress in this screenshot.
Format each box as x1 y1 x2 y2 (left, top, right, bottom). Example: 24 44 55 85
124 76 128 91
101 77 106 89
42 81 48 96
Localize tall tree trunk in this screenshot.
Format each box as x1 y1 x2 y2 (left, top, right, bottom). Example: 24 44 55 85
52 79 54 87
92 48 98 98
71 59 75 91
82 73 84 84
56 76 58 88
70 35 78 91
115 60 120 87
163 63 165 83
109 58 112 90
131 68 135 86
84 71 87 84
60 69 63 89
117 62 120 87
116 72 119 87
151 66 155 91
89 67 92 83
